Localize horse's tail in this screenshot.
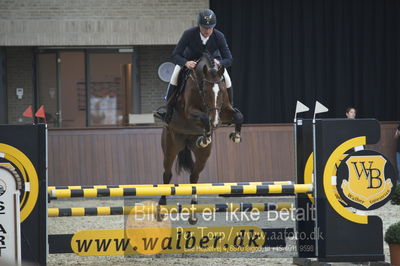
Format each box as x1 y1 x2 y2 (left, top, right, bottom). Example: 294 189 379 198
176 146 193 174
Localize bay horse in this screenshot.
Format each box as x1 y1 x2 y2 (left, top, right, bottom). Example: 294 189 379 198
158 52 243 223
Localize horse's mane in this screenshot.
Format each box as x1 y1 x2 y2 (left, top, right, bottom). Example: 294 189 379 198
194 51 216 79
202 51 215 68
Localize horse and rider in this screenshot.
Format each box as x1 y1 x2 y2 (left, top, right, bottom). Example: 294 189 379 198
154 9 243 127
153 9 243 222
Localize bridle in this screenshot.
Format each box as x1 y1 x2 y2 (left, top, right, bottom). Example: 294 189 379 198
190 68 225 117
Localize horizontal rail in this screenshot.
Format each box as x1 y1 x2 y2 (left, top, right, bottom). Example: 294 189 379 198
48 202 293 217
50 184 313 199
47 181 293 194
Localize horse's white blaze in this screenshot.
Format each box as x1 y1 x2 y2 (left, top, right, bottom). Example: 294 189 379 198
212 84 220 127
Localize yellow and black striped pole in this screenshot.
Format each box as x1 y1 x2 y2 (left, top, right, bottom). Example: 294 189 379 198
47 181 293 194
48 202 293 217
50 183 313 199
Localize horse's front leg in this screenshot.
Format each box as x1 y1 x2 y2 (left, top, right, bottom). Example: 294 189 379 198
221 107 244 143
187 109 212 147
187 109 211 133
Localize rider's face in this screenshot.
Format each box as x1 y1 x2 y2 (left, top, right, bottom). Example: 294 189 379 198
199 25 214 38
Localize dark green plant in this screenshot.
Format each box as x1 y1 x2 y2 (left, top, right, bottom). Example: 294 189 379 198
385 221 400 245
391 183 400 205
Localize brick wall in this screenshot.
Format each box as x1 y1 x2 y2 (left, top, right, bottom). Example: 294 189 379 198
6 47 34 124
139 45 174 113
0 0 208 45
0 47 6 123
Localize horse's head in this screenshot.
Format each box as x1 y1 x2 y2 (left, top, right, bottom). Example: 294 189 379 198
196 53 226 128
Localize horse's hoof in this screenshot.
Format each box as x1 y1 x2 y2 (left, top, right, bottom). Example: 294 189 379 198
197 136 212 148
159 198 166 206
229 132 241 143
188 216 198 225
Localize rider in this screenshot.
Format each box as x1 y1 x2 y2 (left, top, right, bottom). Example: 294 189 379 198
154 9 241 124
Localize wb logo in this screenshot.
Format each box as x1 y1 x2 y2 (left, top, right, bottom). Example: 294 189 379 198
350 161 382 189
339 154 394 209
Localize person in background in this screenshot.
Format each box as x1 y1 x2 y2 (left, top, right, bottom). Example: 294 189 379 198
345 107 360 153
346 107 356 119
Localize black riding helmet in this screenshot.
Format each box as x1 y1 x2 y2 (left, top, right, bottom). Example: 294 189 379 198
197 9 217 28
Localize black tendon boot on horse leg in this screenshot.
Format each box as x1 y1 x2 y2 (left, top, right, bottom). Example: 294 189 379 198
229 109 243 143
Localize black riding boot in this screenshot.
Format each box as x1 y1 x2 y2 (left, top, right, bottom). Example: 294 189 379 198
164 83 177 101
227 87 234 105
226 87 244 124
154 84 177 124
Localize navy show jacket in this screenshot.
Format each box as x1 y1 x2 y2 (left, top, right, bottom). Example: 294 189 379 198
172 26 233 68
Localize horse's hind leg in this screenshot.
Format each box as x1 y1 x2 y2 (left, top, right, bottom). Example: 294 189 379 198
190 144 212 202
159 129 184 206
159 174 171 206
188 144 212 224
159 150 179 206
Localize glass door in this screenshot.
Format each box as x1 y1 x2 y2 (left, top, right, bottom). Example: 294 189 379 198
36 49 133 128
37 52 59 127
59 51 85 128
37 51 85 128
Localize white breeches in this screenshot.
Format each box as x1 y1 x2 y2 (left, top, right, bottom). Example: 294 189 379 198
170 64 232 88
223 68 232 88
170 65 181 86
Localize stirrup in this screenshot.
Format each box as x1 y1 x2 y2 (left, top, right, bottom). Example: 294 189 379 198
153 111 165 121
153 106 167 120
153 106 173 124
